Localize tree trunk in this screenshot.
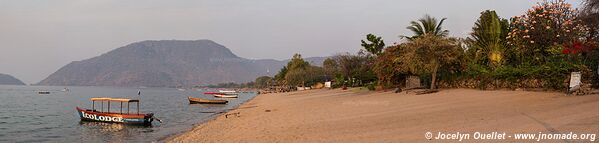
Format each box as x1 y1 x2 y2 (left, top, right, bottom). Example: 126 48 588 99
430 65 438 90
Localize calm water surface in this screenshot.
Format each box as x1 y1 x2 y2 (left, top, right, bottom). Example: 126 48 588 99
0 85 256 143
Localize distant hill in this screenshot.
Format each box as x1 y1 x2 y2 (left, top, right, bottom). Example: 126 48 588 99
0 73 26 85
37 40 326 87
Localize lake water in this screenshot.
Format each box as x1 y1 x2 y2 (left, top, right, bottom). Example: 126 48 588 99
0 85 256 143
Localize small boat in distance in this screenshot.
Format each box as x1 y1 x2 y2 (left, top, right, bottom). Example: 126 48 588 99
213 93 238 98
204 90 238 95
38 91 50 94
203 92 221 95
188 96 228 104
218 90 239 95
76 97 155 125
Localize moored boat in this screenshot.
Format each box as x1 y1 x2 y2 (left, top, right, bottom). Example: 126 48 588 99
204 90 238 95
188 96 228 104
38 91 51 94
203 92 221 95
76 97 155 125
218 90 238 94
213 93 238 98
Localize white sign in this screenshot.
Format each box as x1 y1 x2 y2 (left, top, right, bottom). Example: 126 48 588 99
324 82 332 88
81 112 123 122
569 72 581 88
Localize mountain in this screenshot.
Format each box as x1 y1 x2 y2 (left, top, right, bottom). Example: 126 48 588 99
0 73 26 85
37 40 326 87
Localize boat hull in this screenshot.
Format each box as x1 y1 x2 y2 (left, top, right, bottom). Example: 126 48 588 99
205 92 238 95
76 107 153 125
38 91 50 94
188 97 228 104
218 90 239 95
213 94 238 98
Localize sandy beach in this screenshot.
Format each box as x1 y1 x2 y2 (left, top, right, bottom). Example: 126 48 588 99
168 89 599 142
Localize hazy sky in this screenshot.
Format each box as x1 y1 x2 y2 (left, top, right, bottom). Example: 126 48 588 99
0 0 583 84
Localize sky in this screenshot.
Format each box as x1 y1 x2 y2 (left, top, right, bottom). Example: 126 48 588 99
0 0 583 84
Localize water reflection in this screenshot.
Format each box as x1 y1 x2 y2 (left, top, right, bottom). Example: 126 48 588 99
78 121 155 142
79 121 129 132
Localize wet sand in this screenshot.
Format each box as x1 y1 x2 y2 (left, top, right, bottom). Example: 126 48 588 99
168 88 599 142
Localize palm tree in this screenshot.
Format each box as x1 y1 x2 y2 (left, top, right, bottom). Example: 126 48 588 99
402 15 449 40
467 10 509 68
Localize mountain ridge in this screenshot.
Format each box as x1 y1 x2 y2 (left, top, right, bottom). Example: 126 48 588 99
37 40 326 87
0 73 26 85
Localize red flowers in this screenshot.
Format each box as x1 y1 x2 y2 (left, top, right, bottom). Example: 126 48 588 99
562 48 570 54
562 41 590 55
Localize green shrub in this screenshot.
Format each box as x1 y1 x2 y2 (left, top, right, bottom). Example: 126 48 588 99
442 59 586 90
365 82 376 91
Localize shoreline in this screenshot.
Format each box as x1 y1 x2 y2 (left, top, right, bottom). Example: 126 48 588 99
159 92 261 142
165 89 324 142
167 88 599 142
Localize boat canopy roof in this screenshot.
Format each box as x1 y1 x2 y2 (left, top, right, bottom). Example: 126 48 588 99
90 97 139 102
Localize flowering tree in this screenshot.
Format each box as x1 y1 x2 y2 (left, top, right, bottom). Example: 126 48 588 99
507 0 588 64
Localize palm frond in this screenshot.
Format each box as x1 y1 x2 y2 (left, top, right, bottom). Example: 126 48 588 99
404 14 449 39
435 18 448 37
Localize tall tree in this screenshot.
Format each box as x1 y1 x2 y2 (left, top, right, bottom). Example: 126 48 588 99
287 53 309 70
284 68 308 86
373 45 412 87
322 58 337 81
361 34 386 55
255 76 273 88
402 15 449 40
581 0 599 87
507 1 587 64
331 52 374 87
333 53 359 83
274 66 288 83
405 34 461 89
581 0 599 39
276 53 325 87
275 54 307 85
283 54 309 86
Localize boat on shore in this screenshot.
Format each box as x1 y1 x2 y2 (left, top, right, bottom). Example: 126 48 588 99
213 93 238 98
188 96 228 104
76 97 155 125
